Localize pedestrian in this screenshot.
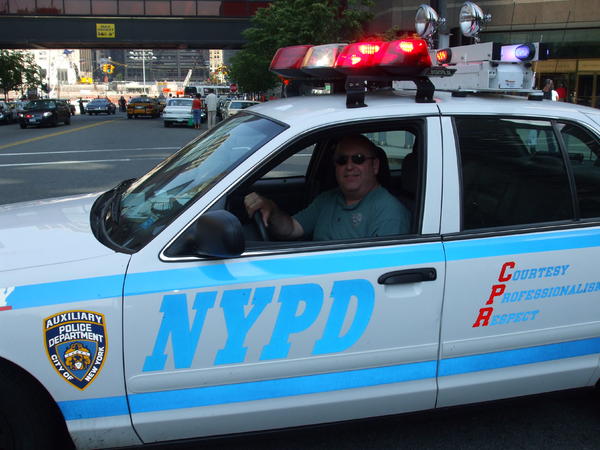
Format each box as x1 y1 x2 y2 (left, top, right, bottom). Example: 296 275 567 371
542 79 559 101
78 98 85 115
555 82 567 102
118 96 127 112
191 93 203 129
205 89 218 129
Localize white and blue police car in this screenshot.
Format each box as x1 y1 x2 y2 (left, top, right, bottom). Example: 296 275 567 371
2 22 600 450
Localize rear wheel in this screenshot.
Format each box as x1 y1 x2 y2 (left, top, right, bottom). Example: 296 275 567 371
65 115 71 125
164 121 171 127
127 114 132 119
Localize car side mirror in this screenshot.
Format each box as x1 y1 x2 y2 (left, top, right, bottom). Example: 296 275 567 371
165 210 245 258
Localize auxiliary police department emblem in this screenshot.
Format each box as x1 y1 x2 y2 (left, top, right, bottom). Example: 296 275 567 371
44 310 107 390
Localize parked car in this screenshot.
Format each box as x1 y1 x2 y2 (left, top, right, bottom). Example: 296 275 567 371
162 97 196 127
0 101 15 124
222 100 260 119
127 96 161 119
216 97 231 120
8 100 27 117
17 99 71 128
86 98 116 115
58 99 77 115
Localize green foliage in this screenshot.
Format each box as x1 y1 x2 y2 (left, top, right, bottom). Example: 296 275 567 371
230 0 374 93
0 50 44 99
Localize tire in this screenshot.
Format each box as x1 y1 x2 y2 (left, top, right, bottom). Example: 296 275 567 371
127 114 132 119
0 364 74 450
19 123 26 129
164 121 171 127
65 115 71 125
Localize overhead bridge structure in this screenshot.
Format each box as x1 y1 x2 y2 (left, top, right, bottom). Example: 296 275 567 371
0 0 271 49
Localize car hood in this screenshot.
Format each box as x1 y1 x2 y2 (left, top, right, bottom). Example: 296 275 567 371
0 193 116 272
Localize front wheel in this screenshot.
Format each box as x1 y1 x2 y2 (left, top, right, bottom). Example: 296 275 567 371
0 365 73 450
64 115 71 125
19 123 26 129
127 114 132 119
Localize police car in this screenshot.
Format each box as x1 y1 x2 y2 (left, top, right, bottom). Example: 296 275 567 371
3 10 600 450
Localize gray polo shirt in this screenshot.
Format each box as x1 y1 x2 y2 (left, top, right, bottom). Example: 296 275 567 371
294 186 410 241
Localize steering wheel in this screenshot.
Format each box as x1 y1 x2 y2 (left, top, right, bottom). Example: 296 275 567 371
253 211 269 241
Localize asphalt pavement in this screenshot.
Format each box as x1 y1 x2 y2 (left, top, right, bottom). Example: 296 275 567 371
0 110 202 204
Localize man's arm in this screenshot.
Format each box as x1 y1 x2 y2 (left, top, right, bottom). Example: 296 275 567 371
244 192 304 239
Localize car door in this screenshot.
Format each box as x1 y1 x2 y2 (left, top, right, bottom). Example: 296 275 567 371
121 116 447 444
438 113 600 407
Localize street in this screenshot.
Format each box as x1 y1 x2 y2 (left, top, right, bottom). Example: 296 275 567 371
0 111 199 205
1 111 600 450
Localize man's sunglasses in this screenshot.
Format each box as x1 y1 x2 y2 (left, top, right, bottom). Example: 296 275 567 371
334 154 376 166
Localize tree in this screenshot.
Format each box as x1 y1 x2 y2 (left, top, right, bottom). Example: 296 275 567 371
230 0 374 94
0 50 44 100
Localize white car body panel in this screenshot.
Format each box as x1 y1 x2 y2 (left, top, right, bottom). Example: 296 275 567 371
1 87 600 449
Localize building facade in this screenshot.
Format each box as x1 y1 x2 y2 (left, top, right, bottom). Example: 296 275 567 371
370 0 600 106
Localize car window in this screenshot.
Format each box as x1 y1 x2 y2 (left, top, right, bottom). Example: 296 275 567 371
364 130 416 170
107 114 287 251
168 99 193 106
456 116 573 230
262 144 316 179
557 122 600 219
226 121 423 249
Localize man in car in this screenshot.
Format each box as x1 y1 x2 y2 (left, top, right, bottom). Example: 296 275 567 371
244 134 411 240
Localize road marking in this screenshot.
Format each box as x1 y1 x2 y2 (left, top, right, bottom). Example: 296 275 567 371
0 147 179 157
0 120 120 151
0 157 164 168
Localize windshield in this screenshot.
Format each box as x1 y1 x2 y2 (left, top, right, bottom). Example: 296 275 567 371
131 97 152 103
230 101 256 109
168 99 193 107
25 100 55 109
103 113 286 251
90 99 108 104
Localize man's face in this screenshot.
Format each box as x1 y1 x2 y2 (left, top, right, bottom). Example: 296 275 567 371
334 139 380 202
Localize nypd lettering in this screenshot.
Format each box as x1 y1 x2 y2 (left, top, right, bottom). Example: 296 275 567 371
44 310 107 390
143 279 374 371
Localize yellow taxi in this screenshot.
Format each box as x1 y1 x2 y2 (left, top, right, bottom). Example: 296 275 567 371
126 96 161 119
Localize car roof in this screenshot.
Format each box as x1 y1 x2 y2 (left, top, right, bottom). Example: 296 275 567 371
249 90 598 129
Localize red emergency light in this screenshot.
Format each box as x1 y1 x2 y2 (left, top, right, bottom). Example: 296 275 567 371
334 41 387 75
270 45 313 78
435 48 452 64
378 38 432 75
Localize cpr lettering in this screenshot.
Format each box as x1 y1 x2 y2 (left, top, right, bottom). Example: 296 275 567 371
472 261 514 327
144 279 375 371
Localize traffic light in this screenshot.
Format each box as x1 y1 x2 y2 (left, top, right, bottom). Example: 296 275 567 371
101 64 109 73
107 64 114 74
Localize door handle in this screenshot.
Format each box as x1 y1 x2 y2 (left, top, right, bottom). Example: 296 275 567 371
377 268 437 285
